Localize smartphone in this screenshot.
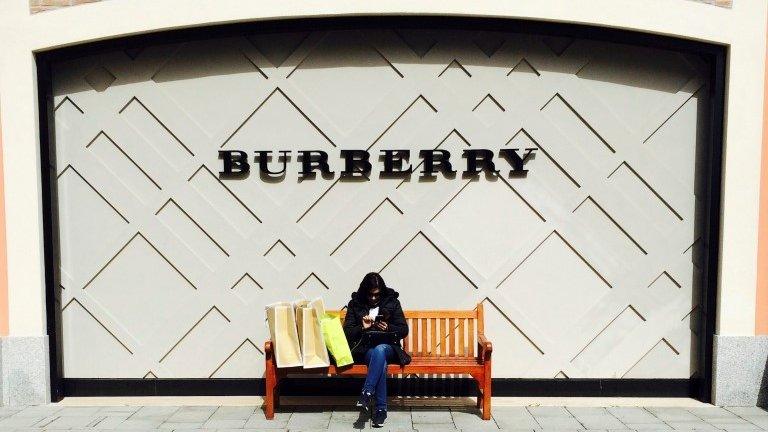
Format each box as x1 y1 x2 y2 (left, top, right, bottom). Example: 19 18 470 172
374 314 385 323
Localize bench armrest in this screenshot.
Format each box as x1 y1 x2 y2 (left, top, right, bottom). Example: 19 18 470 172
477 334 492 363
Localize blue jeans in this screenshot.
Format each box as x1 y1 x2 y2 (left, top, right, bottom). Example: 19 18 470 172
362 344 395 410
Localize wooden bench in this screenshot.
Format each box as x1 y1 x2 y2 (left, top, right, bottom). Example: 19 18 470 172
264 302 493 420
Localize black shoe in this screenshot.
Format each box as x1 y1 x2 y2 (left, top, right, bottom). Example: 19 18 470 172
355 390 372 414
372 409 387 428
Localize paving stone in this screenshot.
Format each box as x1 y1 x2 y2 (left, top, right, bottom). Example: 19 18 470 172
328 409 371 430
170 429 219 432
379 409 413 426
202 418 247 428
217 429 266 432
244 411 291 429
568 407 611 416
0 414 57 428
528 407 573 418
12 405 62 417
451 408 499 430
712 422 767 430
55 406 105 417
328 422 373 431
492 407 541 429
530 429 581 432
91 414 137 429
42 415 105 429
412 423 458 431
158 421 206 429
726 408 768 417
575 416 627 429
566 408 626 430
286 410 333 430
704 417 750 425
608 408 663 424
411 408 452 424
112 418 164 429
743 415 768 429
495 407 537 417
624 422 673 430
707 416 756 425
210 406 257 420
647 408 701 422
166 406 217 423
129 406 181 421
533 416 583 429
665 421 721 430
687 407 739 419
97 406 142 414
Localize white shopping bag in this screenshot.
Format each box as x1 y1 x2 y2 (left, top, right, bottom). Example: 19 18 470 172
265 302 303 368
297 306 330 368
309 297 326 318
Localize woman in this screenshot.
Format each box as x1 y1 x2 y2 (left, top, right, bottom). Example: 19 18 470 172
343 272 410 428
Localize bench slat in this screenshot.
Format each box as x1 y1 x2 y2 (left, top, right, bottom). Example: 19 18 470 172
430 318 437 356
468 318 475 357
449 318 456 356
412 317 419 354
459 318 465 357
403 318 411 353
421 318 427 356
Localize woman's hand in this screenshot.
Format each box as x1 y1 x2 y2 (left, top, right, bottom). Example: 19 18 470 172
374 321 388 331
362 315 374 330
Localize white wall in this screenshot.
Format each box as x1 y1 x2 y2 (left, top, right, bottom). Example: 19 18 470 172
0 0 765 337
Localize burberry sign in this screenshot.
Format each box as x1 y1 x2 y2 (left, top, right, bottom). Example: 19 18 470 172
218 148 537 179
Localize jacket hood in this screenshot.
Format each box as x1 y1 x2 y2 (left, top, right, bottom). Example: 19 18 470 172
350 286 399 307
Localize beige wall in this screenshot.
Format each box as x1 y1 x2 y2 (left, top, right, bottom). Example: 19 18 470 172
0 0 765 338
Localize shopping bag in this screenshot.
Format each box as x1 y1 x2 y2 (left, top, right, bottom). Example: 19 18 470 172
297 306 331 368
320 312 353 367
309 297 326 317
265 302 303 368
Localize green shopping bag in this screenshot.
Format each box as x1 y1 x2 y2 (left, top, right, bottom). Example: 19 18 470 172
320 313 353 367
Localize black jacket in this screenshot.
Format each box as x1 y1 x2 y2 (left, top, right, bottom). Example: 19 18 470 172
342 287 411 366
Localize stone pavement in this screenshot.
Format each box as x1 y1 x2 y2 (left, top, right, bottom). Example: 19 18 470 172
0 403 766 431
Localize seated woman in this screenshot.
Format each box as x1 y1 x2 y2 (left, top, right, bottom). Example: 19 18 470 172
342 272 410 428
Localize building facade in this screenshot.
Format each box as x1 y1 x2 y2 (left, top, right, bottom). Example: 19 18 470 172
0 0 766 406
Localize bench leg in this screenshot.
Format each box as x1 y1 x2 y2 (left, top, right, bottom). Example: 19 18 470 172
265 350 277 419
472 373 484 411
482 360 492 420
274 370 283 410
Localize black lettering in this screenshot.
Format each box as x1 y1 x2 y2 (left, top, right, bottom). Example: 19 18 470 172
462 149 499 177
498 148 536 175
340 150 372 179
298 150 333 179
255 150 289 177
218 150 250 178
380 150 412 178
419 149 456 178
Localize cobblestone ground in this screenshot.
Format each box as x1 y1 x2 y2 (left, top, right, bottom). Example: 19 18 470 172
0 404 765 431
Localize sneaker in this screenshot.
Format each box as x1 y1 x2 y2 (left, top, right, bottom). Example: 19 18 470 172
355 390 372 414
372 409 387 428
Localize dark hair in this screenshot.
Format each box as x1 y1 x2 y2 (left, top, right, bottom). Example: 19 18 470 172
357 272 386 297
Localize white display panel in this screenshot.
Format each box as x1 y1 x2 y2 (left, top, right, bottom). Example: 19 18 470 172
51 29 709 379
